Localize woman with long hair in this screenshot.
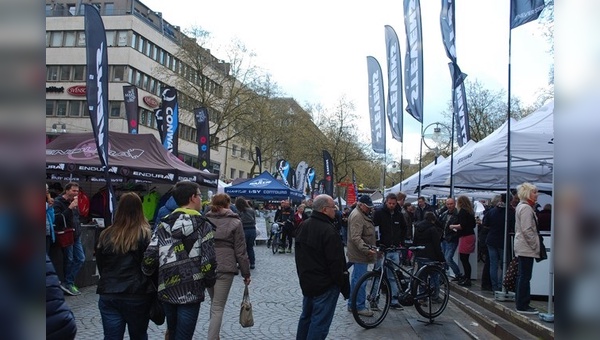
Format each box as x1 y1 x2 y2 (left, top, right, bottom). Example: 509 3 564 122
96 192 153 340
235 196 257 269
449 195 476 287
205 193 251 340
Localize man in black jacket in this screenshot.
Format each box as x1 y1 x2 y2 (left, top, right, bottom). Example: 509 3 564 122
295 194 350 340
372 192 407 309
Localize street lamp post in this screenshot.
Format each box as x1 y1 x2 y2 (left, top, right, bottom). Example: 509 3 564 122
422 122 451 204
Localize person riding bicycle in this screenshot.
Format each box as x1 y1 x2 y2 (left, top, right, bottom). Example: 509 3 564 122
372 192 407 309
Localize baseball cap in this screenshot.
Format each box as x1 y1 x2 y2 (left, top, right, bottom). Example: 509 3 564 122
358 195 374 208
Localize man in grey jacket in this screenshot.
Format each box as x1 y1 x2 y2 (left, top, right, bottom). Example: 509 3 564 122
346 195 377 317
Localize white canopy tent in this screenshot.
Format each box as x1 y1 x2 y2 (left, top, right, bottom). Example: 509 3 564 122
384 155 445 195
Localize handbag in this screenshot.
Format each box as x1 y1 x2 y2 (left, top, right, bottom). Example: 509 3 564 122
54 214 75 248
503 257 519 292
239 284 254 328
148 280 165 325
536 234 547 262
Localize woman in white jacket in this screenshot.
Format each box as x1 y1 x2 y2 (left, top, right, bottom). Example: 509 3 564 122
513 182 540 314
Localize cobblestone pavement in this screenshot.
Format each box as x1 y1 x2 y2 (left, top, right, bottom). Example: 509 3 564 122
68 244 492 339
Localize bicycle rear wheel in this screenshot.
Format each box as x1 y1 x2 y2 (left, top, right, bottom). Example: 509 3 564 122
350 270 391 329
271 234 279 254
411 264 449 319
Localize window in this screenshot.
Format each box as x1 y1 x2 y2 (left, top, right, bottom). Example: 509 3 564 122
117 31 128 46
105 31 116 46
64 32 76 47
56 101 67 116
50 32 63 47
142 74 149 90
47 66 59 81
109 102 121 117
104 3 114 15
76 32 85 46
232 144 238 156
46 32 51 46
45 5 52 16
211 136 219 151
131 33 137 48
239 170 245 179
46 101 55 116
135 71 142 87
113 65 125 81
230 168 236 179
149 78 156 94
240 148 246 159
73 65 85 81
69 101 81 116
137 36 144 53
60 66 71 81
146 42 152 57
68 4 77 16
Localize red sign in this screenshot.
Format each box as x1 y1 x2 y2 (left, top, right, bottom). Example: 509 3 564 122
143 96 160 108
67 85 87 96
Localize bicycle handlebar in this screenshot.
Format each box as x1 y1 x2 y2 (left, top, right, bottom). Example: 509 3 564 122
363 244 425 253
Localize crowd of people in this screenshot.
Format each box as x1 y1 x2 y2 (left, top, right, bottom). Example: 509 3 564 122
45 178 550 339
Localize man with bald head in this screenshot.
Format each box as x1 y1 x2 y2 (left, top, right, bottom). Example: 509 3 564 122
439 197 463 281
295 194 349 339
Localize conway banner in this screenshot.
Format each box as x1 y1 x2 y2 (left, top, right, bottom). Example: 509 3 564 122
384 25 403 142
84 4 115 222
160 86 179 156
403 0 424 123
367 56 386 154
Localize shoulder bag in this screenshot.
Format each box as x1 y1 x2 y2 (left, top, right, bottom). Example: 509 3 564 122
239 283 254 328
54 214 75 248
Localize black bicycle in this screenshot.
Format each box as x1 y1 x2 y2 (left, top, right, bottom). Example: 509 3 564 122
350 244 450 328
270 222 283 254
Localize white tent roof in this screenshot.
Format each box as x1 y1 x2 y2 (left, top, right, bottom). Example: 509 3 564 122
384 155 445 195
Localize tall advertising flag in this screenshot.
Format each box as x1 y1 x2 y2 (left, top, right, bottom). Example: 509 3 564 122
306 167 316 195
384 25 403 142
155 107 165 144
255 147 262 173
122 85 139 134
366 56 386 154
160 86 179 156
84 4 115 222
289 168 297 190
449 63 470 146
276 159 290 187
510 0 545 29
194 107 210 170
403 0 424 123
295 161 308 193
322 150 334 196
440 0 457 64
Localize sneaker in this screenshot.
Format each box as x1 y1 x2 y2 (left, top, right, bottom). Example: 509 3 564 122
278 248 285 254
390 303 403 310
516 306 539 314
356 309 374 317
451 274 464 282
59 284 71 295
458 279 472 287
286 249 292 253
64 284 81 296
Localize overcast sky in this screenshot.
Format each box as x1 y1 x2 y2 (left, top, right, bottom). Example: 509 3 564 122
142 0 552 161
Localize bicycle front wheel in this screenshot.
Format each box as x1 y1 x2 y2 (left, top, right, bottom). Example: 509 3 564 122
350 270 391 329
411 264 449 319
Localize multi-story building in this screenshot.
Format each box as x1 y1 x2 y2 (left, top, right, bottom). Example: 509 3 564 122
45 0 278 181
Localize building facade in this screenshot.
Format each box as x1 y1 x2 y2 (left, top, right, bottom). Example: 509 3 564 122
46 0 276 181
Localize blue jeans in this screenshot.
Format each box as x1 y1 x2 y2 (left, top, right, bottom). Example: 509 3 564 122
244 228 257 265
296 285 340 340
98 295 151 340
488 246 504 291
375 252 400 304
63 236 85 286
442 240 460 277
516 256 534 310
348 262 368 310
162 302 201 340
